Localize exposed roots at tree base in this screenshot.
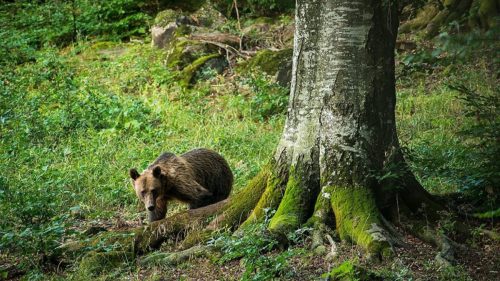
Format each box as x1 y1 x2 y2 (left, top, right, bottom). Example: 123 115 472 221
406 220 470 267
59 161 479 276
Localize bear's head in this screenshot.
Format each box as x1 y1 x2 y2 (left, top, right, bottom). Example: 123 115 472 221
129 166 165 212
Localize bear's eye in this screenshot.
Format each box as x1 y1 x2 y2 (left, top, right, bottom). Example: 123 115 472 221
141 191 146 198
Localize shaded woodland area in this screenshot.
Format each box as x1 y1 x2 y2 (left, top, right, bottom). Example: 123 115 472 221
1 0 499 280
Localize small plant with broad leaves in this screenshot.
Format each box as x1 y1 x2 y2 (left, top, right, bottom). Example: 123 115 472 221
208 208 305 280
240 71 289 121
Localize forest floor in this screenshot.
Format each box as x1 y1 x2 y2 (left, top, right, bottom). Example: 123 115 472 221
53 201 498 281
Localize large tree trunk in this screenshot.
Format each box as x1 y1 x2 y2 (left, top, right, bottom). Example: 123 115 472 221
260 0 441 260
61 0 463 270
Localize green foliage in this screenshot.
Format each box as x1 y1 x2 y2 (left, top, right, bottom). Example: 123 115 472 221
209 209 305 280
0 182 76 268
0 0 151 64
397 28 500 210
239 71 289 121
475 208 500 218
0 37 282 276
448 84 500 204
322 258 359 280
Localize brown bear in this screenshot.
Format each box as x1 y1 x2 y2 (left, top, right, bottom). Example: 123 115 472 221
129 148 233 222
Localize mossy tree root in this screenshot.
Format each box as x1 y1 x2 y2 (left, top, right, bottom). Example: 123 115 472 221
420 0 473 39
60 200 230 260
477 0 499 29
140 245 221 266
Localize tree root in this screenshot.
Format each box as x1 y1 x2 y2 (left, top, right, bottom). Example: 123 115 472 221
407 221 467 268
140 245 221 266
480 229 500 241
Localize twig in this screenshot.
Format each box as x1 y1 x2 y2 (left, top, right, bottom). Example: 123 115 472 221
233 0 241 31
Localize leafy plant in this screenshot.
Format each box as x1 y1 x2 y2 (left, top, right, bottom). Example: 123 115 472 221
241 71 289 121
209 209 302 280
0 182 77 267
322 258 359 280
448 84 500 206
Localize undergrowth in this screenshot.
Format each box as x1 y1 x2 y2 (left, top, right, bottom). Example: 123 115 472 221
209 209 308 280
0 41 283 276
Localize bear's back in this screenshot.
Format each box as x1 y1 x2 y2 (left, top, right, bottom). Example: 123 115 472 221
148 152 176 167
180 148 233 202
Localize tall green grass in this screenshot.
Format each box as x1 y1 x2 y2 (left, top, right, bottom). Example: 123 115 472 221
0 42 283 275
396 56 499 202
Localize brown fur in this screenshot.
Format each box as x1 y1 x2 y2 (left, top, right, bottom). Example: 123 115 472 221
130 148 234 222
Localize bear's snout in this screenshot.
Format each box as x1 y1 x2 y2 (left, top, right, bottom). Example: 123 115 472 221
147 205 155 211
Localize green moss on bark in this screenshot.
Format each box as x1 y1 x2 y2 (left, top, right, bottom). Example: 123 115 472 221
330 183 380 246
243 162 287 226
216 166 270 229
268 165 318 233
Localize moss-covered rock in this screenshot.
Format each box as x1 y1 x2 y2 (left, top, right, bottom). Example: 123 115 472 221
153 10 190 27
178 54 227 86
152 10 193 49
237 49 293 76
167 39 213 69
78 251 134 276
191 3 226 28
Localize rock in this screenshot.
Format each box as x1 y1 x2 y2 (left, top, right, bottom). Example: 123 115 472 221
237 48 293 76
191 3 226 28
167 39 214 69
178 54 227 86
151 10 193 49
275 60 293 88
193 56 227 81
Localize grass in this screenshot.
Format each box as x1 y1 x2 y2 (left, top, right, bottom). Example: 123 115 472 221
0 42 284 278
395 48 499 196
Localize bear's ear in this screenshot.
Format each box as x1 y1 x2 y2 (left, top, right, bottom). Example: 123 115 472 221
152 166 162 178
130 168 140 181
